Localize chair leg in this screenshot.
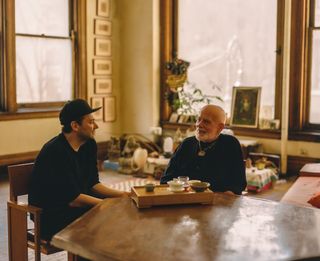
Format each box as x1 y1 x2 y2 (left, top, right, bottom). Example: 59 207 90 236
33 213 41 261
7 204 28 261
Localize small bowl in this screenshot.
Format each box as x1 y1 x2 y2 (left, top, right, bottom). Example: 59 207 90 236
145 183 155 192
188 180 201 186
190 182 210 192
167 180 184 191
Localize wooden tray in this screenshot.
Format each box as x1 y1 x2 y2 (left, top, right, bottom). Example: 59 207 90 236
131 185 214 208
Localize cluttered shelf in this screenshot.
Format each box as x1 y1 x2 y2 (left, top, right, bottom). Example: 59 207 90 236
161 121 281 139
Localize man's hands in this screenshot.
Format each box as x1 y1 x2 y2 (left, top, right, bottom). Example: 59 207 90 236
69 194 103 207
92 183 131 198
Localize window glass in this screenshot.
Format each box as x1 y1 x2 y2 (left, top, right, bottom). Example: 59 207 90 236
15 0 69 37
178 0 277 120
16 37 72 103
309 30 320 123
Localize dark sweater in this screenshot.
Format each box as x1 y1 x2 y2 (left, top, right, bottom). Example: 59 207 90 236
28 133 100 239
160 134 246 195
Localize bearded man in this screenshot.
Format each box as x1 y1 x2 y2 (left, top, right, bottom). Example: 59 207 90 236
29 99 128 240
160 105 246 195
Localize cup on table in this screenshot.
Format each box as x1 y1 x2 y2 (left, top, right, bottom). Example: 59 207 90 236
145 183 155 192
167 180 184 192
177 176 189 186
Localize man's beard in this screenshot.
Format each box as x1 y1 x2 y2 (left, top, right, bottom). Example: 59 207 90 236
78 131 94 142
196 128 218 142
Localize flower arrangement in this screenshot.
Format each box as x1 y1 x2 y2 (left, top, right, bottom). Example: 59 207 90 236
165 58 223 122
165 58 190 91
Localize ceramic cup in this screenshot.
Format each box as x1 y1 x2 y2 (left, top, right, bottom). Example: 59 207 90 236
145 183 155 192
167 180 184 191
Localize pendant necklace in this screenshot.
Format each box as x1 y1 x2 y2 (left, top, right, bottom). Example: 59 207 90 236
198 140 217 157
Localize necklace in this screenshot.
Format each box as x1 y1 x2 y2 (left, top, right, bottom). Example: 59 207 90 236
198 140 217 156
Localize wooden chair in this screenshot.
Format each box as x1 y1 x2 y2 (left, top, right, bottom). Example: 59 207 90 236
7 163 67 261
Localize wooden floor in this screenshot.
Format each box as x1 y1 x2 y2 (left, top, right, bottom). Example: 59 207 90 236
0 171 297 261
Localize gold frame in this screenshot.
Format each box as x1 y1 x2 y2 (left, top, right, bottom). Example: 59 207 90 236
97 0 110 17
94 38 111 57
230 87 261 128
94 78 112 94
93 59 112 75
103 96 116 122
94 19 111 36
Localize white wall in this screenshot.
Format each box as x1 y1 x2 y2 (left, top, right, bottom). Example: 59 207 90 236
115 0 160 137
0 119 60 155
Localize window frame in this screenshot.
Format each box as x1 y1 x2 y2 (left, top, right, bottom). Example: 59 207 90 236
0 0 87 120
289 0 320 141
160 0 285 139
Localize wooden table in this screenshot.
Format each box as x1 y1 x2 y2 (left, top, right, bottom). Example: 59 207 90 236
51 194 320 261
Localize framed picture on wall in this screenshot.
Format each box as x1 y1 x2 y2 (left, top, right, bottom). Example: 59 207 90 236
94 78 112 94
97 0 110 17
230 86 261 128
94 38 111 57
93 59 112 75
94 19 111 36
104 96 116 122
91 97 103 120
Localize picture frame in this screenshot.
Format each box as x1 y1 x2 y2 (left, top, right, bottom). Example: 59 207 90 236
230 86 261 128
104 96 116 122
178 114 189 124
94 78 112 94
93 59 112 75
91 97 103 120
94 19 111 36
94 38 111 57
97 0 110 17
169 112 179 123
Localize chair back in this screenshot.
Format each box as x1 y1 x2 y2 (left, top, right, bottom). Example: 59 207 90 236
8 163 34 202
7 162 67 261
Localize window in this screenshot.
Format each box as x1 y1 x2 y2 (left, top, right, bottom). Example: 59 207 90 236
0 0 86 118
308 0 320 124
289 0 320 140
15 0 72 104
160 0 284 138
178 0 279 119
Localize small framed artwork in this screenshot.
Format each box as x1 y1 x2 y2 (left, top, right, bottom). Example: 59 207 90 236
91 97 103 120
93 59 112 75
178 114 189 124
94 19 111 36
94 38 111 57
169 112 179 123
104 96 116 122
230 86 261 128
94 78 112 94
97 0 110 17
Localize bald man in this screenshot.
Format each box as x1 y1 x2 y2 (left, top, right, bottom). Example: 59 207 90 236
161 105 246 195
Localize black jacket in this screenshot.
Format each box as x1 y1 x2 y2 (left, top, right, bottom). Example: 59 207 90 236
161 134 246 195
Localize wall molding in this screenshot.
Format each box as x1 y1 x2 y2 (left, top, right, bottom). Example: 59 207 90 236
1 146 317 177
0 141 109 169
